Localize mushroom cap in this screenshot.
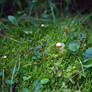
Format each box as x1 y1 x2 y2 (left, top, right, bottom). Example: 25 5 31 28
3 56 7 59
41 24 45 28
65 26 69 30
56 43 65 49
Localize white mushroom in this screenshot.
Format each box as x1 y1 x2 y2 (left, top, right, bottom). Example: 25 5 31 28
56 42 65 51
41 24 45 28
3 56 7 60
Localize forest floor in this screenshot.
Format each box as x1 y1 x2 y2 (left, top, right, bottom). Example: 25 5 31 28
0 15 92 92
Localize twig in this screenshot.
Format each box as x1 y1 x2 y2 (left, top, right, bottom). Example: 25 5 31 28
6 36 27 44
6 36 20 43
1 33 20 43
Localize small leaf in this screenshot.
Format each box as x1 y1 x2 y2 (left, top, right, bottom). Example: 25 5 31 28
23 76 31 81
5 80 14 85
34 80 43 91
88 35 92 44
83 64 92 68
84 47 92 59
32 56 37 60
0 72 2 76
68 41 80 51
83 58 92 68
8 16 18 26
40 78 49 85
24 31 32 35
19 88 30 92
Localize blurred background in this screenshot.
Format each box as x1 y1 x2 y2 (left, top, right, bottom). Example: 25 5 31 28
1 0 92 18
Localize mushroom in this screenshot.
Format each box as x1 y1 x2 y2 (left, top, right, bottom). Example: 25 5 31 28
56 43 65 51
84 43 87 49
65 26 69 31
41 24 45 28
3 56 7 60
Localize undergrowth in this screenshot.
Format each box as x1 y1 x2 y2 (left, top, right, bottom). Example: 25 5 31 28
0 15 92 92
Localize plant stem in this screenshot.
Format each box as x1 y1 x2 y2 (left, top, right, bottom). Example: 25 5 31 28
78 58 84 73
2 69 4 92
10 62 17 92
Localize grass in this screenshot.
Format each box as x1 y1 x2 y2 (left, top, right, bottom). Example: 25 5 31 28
0 15 92 92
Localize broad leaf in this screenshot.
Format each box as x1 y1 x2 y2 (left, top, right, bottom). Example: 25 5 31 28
68 41 80 51
84 47 92 59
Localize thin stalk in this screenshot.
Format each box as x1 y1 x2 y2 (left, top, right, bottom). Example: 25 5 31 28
78 58 84 73
14 57 20 78
2 69 4 92
10 62 17 92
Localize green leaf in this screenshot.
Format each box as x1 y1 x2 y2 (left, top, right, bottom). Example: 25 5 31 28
8 16 18 26
5 80 14 85
34 80 43 91
24 31 32 35
84 47 92 59
83 64 92 68
40 78 49 85
83 58 92 68
19 88 30 92
88 35 92 44
68 41 80 51
0 72 2 76
23 76 31 81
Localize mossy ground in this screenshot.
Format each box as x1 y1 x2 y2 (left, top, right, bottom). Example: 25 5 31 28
0 15 92 92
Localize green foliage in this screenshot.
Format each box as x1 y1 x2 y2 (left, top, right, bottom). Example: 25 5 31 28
40 78 49 85
19 88 30 92
23 76 31 81
8 16 18 26
83 58 92 68
5 80 14 85
0 15 92 91
88 34 92 45
34 80 43 91
84 47 92 59
68 41 80 52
